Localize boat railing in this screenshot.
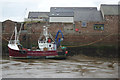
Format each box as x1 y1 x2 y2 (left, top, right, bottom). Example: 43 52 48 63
9 40 20 44
38 40 55 44
39 41 46 43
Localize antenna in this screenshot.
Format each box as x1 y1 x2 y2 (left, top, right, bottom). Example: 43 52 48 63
23 8 27 21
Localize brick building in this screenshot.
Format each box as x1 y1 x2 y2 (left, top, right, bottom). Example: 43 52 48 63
24 4 118 34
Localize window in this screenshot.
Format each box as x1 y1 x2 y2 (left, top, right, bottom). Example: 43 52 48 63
49 45 51 47
82 21 87 27
52 14 54 15
40 17 42 19
94 24 104 30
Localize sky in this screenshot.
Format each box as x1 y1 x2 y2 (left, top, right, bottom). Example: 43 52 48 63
0 0 119 22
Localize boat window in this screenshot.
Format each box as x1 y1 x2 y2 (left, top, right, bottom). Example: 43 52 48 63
49 45 51 47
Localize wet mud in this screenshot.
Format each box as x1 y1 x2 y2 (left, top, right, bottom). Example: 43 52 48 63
1 54 119 78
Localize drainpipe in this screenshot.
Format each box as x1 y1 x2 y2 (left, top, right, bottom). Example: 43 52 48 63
73 22 75 32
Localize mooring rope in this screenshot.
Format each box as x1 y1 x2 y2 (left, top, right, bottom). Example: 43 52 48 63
0 34 9 42
0 33 115 47
62 33 114 47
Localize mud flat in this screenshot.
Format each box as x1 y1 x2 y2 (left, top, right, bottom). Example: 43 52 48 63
1 54 119 78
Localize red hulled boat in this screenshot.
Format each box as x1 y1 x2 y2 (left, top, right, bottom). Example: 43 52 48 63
8 24 68 59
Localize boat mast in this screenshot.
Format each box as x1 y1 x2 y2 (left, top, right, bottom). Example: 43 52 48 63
43 26 48 42
17 23 23 41
15 24 17 44
45 27 48 42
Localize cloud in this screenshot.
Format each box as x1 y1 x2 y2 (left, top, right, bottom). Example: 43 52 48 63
0 0 119 22
1 0 42 21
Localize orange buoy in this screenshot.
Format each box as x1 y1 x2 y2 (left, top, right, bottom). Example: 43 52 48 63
75 28 79 32
48 39 51 43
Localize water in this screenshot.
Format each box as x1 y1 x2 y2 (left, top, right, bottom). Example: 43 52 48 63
1 54 119 78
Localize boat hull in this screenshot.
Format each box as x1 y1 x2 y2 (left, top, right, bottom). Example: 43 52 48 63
8 47 66 59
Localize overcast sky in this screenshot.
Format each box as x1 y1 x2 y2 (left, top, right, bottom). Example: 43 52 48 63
0 0 119 22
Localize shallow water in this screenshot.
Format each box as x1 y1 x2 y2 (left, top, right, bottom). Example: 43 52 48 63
1 54 119 78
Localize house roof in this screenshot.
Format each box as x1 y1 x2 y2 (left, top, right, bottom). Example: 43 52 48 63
50 7 103 21
28 12 49 18
50 7 97 12
100 4 118 15
74 10 103 21
49 12 74 17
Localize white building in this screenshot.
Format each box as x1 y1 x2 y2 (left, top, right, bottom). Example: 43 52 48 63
49 12 74 23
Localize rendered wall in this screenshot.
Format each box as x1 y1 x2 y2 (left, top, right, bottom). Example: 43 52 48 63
49 17 74 23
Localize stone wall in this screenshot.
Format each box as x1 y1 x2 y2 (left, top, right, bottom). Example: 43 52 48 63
2 15 118 48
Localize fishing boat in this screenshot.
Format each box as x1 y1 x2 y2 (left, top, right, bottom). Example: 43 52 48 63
8 23 68 59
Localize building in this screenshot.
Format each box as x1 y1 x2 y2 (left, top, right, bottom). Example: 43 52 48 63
49 7 103 23
24 12 49 22
49 12 74 23
100 4 118 34
26 7 103 23
24 4 118 34
74 8 103 22
49 7 75 23
25 4 118 23
100 4 118 19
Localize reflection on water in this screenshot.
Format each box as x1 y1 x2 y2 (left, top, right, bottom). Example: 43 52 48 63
1 54 119 78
